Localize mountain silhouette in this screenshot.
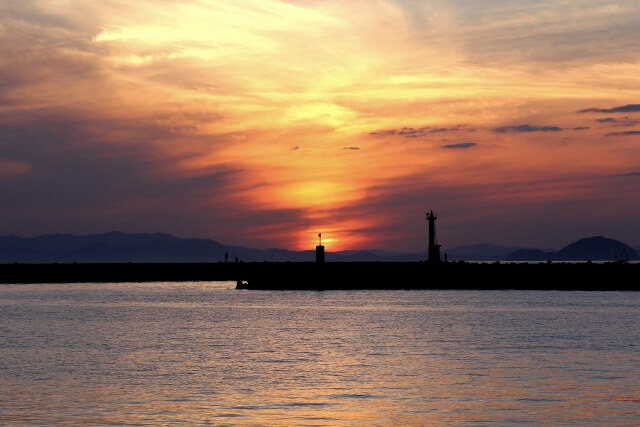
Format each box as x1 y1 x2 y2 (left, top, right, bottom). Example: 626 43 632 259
444 243 523 261
506 236 639 262
0 232 425 263
0 232 638 263
505 248 553 262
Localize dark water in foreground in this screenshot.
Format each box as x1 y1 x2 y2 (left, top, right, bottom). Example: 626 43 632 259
1 282 638 426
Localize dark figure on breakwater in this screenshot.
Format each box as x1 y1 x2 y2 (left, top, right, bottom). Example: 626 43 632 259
427 210 441 263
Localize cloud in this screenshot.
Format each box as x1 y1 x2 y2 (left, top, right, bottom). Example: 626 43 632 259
0 159 32 177
620 171 640 177
429 126 464 133
572 127 589 131
578 104 640 113
343 146 360 150
370 125 472 138
441 142 477 149
397 127 421 136
605 130 640 137
493 125 562 133
443 2 640 67
0 109 242 211
595 117 639 126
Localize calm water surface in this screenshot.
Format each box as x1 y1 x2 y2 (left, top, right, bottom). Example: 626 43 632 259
1 281 638 426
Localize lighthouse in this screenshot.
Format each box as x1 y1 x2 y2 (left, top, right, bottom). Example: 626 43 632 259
316 233 325 263
426 210 441 263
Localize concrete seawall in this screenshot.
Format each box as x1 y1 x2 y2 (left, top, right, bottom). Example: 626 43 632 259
1 261 637 291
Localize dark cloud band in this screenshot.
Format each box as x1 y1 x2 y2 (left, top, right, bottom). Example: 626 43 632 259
442 142 477 149
493 125 562 133
578 104 640 113
605 130 640 137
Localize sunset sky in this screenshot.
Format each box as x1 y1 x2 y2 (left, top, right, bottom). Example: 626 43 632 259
2 0 640 253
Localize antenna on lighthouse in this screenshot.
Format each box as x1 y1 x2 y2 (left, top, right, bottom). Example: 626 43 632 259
318 233 322 246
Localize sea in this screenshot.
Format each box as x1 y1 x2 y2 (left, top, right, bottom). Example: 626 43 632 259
1 281 638 426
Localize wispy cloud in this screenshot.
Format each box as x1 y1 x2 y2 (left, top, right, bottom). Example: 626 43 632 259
578 104 640 113
595 117 639 126
343 146 360 150
442 142 477 149
0 159 31 177
441 2 640 67
370 125 472 138
572 126 589 131
605 130 640 137
493 125 562 133
0 108 243 211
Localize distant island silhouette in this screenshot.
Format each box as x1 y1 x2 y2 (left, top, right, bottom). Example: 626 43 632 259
506 236 639 262
1 231 638 264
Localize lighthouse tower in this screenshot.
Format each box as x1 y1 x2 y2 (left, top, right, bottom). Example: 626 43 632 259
426 210 441 263
316 233 325 263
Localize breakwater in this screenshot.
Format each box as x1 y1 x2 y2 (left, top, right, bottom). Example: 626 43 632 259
1 261 636 291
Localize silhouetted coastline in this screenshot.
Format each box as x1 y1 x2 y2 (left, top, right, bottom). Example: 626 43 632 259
3 212 638 290
2 232 638 264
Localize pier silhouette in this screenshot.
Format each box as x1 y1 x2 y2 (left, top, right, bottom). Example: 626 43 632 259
1 212 637 290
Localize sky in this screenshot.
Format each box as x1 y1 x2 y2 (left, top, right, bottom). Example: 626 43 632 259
1 0 640 253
